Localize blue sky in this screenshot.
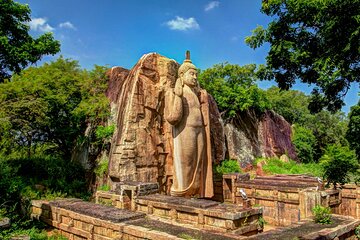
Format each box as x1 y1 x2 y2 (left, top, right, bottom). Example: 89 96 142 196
19 0 359 113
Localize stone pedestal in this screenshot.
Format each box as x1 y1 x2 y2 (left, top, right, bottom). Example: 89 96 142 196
96 181 159 211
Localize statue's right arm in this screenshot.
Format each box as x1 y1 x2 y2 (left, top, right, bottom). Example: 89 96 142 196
165 79 183 125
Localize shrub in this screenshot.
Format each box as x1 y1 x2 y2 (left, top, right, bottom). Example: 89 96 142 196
292 125 316 163
95 125 115 142
215 159 242 175
98 184 110 191
94 159 109 178
320 144 359 187
312 205 332 224
0 156 87 239
260 158 323 177
355 225 360 239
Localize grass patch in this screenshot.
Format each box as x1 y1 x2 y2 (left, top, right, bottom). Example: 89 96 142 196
98 184 110 191
259 158 323 177
214 159 242 178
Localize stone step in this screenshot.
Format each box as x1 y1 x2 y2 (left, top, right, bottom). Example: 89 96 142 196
136 194 263 235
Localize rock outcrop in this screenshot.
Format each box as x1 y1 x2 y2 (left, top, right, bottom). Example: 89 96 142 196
260 110 297 160
225 109 297 168
106 53 225 192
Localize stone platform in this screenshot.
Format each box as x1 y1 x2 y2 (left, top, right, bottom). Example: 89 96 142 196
136 194 263 235
229 174 340 226
31 199 247 240
247 215 360 240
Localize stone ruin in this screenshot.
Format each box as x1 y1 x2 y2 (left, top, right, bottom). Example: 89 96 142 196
30 52 360 239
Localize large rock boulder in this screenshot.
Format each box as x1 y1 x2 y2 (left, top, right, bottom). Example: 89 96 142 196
225 109 297 168
107 53 225 192
260 110 297 160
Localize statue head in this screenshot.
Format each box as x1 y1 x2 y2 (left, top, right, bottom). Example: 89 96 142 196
178 51 198 87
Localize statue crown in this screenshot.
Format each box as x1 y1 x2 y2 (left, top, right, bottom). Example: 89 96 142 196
178 50 197 76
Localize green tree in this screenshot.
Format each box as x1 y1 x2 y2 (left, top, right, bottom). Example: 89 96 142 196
0 0 60 82
0 57 109 158
198 63 270 118
320 144 359 187
307 111 348 161
264 86 311 124
246 0 360 112
346 101 360 159
292 125 316 163
264 86 348 161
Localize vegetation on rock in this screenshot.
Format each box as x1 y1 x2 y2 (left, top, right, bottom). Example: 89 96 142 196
214 159 242 176
198 63 270 118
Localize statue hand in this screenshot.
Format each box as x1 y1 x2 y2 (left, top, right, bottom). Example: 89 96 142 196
174 78 183 97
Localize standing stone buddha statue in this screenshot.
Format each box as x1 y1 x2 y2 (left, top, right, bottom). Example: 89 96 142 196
165 51 213 198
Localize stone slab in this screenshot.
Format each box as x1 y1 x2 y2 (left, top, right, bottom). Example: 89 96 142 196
0 217 10 229
247 215 360 240
127 218 242 240
32 199 249 240
137 194 218 209
48 199 145 223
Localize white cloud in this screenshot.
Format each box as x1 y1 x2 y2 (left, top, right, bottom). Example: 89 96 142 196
166 16 200 31
204 1 220 11
29 18 54 32
59 21 76 30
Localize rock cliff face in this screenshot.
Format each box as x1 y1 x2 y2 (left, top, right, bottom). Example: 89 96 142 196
260 110 297 160
224 109 297 168
106 53 225 192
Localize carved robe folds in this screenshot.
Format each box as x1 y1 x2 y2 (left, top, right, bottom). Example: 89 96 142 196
165 84 213 198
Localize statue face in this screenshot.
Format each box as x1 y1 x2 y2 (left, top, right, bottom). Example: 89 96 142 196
182 68 198 87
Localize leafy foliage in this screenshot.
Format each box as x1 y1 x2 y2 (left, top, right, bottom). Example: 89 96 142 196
307 111 349 161
198 63 270 118
1 224 68 240
96 125 115 142
246 0 360 112
265 86 349 162
312 205 332 224
0 57 109 237
346 101 360 159
0 0 60 82
260 157 323 177
264 86 311 125
0 57 110 158
215 159 242 175
292 125 316 163
0 156 86 239
98 184 110 191
94 159 109 178
320 144 359 186
0 156 89 206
